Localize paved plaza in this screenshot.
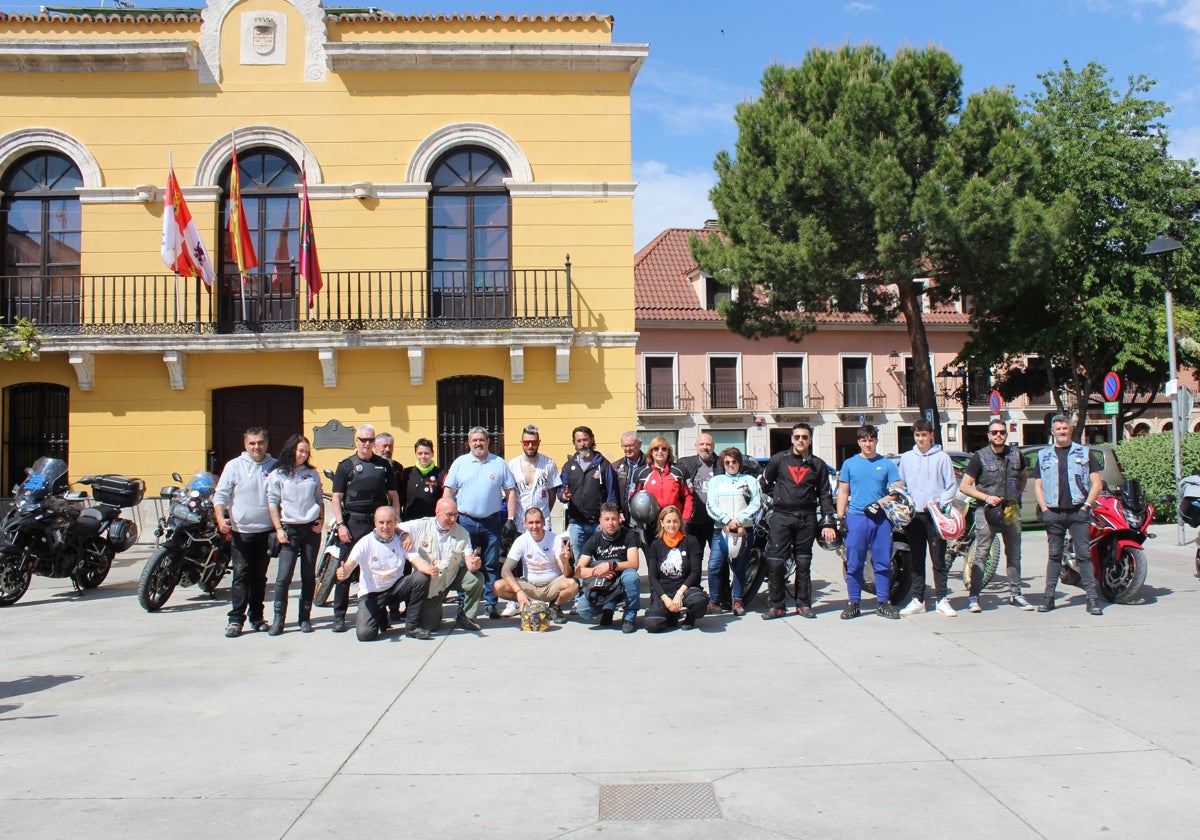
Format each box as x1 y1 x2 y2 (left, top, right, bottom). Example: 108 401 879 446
2 525 1199 839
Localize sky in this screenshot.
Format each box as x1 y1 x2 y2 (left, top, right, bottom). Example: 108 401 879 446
4 0 1200 248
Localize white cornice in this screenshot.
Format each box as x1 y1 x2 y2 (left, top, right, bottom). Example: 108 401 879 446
324 41 647 79
507 182 637 198
0 39 197 73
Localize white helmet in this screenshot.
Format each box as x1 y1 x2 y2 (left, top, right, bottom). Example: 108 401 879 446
880 483 914 528
927 502 965 540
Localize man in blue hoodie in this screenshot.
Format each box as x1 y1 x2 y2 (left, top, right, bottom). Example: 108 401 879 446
898 419 959 616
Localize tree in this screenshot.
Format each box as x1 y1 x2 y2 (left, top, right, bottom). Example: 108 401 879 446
961 61 1200 437
691 44 1053 430
0 317 41 361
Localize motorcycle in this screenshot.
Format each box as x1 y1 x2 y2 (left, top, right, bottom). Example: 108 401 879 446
137 470 231 611
0 457 143 606
943 496 1001 590
1060 480 1152 603
313 470 340 607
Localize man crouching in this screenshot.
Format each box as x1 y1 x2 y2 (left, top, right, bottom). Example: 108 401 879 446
493 508 578 624
336 506 432 641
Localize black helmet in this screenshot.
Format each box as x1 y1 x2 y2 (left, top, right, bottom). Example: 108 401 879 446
817 533 844 552
628 491 660 530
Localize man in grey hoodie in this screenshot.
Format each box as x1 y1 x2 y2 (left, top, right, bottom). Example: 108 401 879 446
897 419 959 616
214 427 279 637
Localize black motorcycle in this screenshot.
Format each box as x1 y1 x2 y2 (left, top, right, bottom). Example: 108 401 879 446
137 470 231 611
0 456 143 606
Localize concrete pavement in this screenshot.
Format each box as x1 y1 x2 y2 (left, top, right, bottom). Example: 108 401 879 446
1 525 1198 839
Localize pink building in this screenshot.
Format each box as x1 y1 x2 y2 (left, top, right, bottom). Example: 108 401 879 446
634 226 1184 466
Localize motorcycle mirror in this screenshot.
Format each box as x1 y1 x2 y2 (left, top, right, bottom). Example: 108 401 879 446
323 469 335 480
172 472 183 482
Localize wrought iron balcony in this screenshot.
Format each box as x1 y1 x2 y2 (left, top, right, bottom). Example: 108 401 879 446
0 265 572 335
836 380 886 409
636 383 695 413
702 383 757 412
770 383 825 410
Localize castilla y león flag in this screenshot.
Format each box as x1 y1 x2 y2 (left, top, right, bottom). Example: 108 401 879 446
160 163 215 288
298 167 322 307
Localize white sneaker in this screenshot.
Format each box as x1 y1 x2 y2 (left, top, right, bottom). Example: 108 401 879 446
899 597 926 616
500 599 520 617
968 597 981 613
935 597 957 617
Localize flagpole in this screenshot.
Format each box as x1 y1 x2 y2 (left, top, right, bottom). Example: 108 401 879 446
231 127 248 324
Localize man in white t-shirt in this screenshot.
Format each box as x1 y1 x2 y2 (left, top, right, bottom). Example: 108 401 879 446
508 424 562 533
337 506 432 641
493 508 578 624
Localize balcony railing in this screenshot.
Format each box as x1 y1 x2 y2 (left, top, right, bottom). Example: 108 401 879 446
770 383 824 410
702 383 757 412
0 265 572 335
836 380 886 409
637 383 695 413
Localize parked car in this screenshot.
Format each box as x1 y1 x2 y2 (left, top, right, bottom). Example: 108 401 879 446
1017 443 1125 526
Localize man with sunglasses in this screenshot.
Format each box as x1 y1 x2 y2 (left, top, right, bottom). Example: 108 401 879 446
959 419 1029 613
760 422 837 619
329 423 401 632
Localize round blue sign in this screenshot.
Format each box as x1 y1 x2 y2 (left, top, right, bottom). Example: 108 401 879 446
988 390 1001 413
1103 372 1121 401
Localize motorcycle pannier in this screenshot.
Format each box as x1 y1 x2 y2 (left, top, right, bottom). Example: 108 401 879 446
90 475 146 507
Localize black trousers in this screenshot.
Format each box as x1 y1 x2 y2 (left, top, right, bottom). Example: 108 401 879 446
228 530 271 625
766 508 817 609
643 585 709 633
356 573 430 641
333 518 374 620
273 521 320 620
905 512 948 602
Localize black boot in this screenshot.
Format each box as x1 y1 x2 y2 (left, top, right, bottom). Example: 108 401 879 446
298 599 313 633
268 604 285 636
1037 591 1056 612
1086 598 1104 616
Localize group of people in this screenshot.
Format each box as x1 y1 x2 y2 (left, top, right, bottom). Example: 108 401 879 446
209 412 1107 641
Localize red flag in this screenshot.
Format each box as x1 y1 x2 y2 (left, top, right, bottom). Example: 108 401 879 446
160 164 215 288
227 141 258 277
298 167 322 307
270 202 291 289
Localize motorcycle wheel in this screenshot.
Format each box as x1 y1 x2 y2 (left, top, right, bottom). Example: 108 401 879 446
198 543 231 596
963 538 1002 591
314 555 339 607
1099 546 1148 604
0 552 32 606
740 547 766 608
138 547 182 611
73 542 114 590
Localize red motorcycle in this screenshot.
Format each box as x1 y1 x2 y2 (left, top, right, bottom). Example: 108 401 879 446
1061 480 1151 603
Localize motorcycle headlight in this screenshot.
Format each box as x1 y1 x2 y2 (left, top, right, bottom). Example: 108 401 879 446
1125 510 1143 530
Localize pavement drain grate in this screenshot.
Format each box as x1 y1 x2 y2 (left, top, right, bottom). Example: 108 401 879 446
598 782 722 821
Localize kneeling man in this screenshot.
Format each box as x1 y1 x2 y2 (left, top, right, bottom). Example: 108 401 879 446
397 497 485 633
573 503 641 633
336 506 432 641
494 508 578 624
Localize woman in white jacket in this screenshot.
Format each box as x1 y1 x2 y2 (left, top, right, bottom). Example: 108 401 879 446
267 435 325 634
705 447 763 616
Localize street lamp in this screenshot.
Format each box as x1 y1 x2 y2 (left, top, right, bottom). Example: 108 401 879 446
1142 234 1184 544
939 365 969 447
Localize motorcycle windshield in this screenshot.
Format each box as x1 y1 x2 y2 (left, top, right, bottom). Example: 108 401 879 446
186 471 218 496
19 457 68 499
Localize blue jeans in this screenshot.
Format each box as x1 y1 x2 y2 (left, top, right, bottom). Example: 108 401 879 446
459 512 503 607
844 511 892 603
709 527 752 603
567 521 599 562
573 568 641 619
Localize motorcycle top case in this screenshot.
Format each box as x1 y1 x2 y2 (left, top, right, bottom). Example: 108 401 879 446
89 475 146 507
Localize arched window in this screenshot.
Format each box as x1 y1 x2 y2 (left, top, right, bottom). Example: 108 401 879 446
1 151 83 326
218 147 300 326
429 147 511 320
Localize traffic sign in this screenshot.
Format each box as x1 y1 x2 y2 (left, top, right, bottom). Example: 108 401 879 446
1103 400 1119 416
988 390 1002 413
924 408 934 424
1103 371 1121 401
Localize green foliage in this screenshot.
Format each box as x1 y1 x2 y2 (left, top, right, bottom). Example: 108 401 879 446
1114 431 1200 523
966 62 1200 425
0 318 42 361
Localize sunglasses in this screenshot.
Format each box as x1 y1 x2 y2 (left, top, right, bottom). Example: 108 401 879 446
792 434 810 440
357 437 376 443
989 430 1007 436
651 445 669 451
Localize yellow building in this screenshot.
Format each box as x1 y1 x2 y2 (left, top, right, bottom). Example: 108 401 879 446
0 0 644 489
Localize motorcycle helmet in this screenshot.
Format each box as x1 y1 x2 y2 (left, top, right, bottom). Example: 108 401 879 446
927 502 966 540
983 503 1005 528
880 484 914 528
628 491 660 531
187 471 217 494
726 532 745 559
1180 475 1200 527
817 532 844 552
520 600 552 632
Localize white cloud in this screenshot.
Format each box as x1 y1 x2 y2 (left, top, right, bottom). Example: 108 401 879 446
844 2 877 13
1167 123 1200 161
632 160 716 250
1165 0 1200 40
633 63 745 139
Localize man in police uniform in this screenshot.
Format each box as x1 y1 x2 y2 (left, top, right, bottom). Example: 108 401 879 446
329 423 400 632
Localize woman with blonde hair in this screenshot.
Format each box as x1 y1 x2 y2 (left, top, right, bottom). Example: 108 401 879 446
630 436 693 523
644 505 708 632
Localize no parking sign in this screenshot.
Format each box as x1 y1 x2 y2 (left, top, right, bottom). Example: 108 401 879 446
1103 371 1121 402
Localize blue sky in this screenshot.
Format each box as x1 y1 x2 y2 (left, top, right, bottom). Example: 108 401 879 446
4 0 1200 248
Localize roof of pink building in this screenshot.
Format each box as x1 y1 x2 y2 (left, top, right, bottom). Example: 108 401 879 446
633 226 971 326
